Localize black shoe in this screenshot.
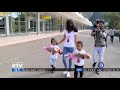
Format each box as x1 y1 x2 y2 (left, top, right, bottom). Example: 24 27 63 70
53 67 55 71
51 65 54 73
95 68 100 75
51 65 53 68
92 62 97 68
51 67 55 73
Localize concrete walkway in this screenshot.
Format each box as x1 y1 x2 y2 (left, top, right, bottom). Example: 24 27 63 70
0 30 120 78
0 30 88 47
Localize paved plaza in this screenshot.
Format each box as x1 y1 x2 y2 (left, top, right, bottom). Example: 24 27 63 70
0 30 120 78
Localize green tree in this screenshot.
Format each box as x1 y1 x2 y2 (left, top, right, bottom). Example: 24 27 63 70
103 12 120 30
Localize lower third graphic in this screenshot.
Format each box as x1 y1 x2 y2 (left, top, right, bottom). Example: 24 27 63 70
12 62 24 72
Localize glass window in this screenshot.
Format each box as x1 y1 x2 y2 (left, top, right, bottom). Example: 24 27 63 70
0 17 5 34
9 12 27 35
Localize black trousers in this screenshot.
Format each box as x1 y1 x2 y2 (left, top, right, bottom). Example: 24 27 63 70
110 35 114 42
74 65 83 78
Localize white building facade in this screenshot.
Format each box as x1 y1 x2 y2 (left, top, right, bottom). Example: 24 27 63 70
0 12 93 36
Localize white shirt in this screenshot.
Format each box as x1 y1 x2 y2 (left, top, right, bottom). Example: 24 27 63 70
64 30 77 47
73 49 86 66
109 29 115 36
50 45 60 59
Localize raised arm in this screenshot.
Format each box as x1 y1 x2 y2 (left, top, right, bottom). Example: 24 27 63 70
57 34 66 45
74 35 77 46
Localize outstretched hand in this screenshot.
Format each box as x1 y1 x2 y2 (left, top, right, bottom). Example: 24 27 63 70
85 53 92 59
43 46 52 52
75 53 92 59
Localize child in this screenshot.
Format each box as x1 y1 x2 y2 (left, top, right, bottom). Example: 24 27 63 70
73 41 91 78
48 38 62 73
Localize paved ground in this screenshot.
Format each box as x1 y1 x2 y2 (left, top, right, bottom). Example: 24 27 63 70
0 31 64 47
0 30 120 78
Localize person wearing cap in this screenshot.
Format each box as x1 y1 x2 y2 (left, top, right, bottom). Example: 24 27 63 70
91 20 107 74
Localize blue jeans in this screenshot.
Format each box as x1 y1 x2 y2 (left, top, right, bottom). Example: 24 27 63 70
62 47 74 69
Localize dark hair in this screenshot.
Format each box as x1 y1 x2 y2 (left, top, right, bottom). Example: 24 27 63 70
97 20 104 24
51 38 56 44
66 19 78 32
73 26 78 32
77 41 83 47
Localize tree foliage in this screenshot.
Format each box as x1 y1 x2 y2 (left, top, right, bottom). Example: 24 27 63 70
103 12 120 30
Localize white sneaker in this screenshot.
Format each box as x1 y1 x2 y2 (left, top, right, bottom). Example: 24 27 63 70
66 72 70 78
63 71 68 75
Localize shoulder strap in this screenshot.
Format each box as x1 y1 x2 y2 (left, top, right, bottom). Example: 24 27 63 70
102 29 107 47
102 29 106 33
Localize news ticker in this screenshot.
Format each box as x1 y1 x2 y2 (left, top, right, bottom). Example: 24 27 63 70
12 68 120 72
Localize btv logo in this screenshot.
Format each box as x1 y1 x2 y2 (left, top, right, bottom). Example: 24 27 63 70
12 62 24 72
